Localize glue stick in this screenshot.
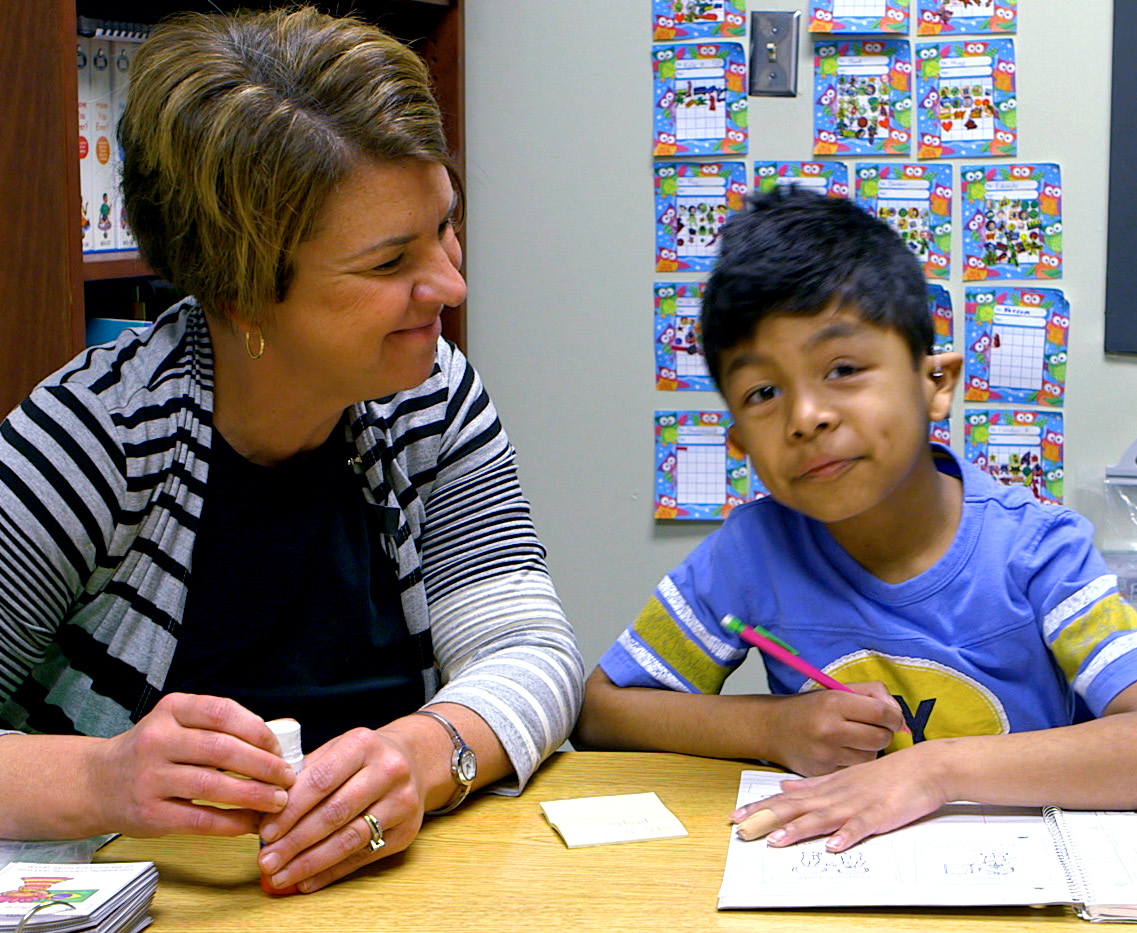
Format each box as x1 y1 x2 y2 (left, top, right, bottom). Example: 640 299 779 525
260 718 304 896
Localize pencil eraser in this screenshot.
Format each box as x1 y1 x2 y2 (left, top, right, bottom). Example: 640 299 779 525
736 808 781 841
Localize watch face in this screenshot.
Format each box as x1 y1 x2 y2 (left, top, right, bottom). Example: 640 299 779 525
456 747 477 784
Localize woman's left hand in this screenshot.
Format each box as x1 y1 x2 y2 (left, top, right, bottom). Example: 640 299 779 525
256 726 425 893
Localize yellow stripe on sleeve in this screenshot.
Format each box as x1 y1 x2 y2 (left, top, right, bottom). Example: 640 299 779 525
1052 593 1137 682
631 596 732 694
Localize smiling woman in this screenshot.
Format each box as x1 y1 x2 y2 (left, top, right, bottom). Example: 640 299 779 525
0 6 583 895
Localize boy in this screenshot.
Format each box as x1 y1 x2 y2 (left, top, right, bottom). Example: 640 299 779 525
575 186 1137 852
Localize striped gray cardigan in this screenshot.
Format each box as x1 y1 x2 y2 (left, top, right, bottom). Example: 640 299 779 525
0 302 583 790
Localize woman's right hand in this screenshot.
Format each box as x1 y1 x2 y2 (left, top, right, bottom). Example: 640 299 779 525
92 692 295 837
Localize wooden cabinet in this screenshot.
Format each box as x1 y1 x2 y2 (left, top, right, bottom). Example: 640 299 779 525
0 0 463 417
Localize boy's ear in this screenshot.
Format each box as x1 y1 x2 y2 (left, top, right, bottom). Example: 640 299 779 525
924 351 962 423
727 423 741 451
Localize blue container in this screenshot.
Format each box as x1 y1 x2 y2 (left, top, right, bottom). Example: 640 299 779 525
86 318 151 347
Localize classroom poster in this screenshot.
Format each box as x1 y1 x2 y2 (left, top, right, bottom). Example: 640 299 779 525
655 161 747 272
963 409 1064 505
754 161 850 198
963 287 1069 407
655 411 759 520
814 40 913 157
855 163 951 279
653 0 746 40
653 43 748 158
655 282 714 391
928 283 953 446
809 0 910 34
916 39 1016 160
961 163 1062 281
916 0 1017 35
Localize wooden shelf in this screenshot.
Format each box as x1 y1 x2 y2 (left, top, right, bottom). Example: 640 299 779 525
82 251 149 280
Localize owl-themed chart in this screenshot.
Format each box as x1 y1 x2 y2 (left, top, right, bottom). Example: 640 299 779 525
653 0 746 40
808 0 910 34
814 40 913 156
961 163 1062 281
928 283 953 446
916 0 1017 36
963 409 1064 504
655 411 759 520
855 163 951 279
754 161 851 198
655 161 747 272
655 282 714 391
653 43 747 158
963 287 1069 407
916 39 1017 159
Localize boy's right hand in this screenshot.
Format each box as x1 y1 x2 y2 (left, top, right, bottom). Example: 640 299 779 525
762 682 906 776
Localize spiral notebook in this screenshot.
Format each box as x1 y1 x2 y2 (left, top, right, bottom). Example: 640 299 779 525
718 770 1137 921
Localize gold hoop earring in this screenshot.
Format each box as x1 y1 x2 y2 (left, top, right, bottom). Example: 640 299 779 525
245 330 265 360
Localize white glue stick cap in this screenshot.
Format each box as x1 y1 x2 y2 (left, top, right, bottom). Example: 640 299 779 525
266 718 304 770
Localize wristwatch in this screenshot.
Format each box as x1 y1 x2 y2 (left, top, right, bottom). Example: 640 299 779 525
413 708 477 814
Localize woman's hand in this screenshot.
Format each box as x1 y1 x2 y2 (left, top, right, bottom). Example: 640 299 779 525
94 692 295 838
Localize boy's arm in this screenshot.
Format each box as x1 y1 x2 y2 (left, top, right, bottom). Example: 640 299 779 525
740 683 1137 851
573 666 906 776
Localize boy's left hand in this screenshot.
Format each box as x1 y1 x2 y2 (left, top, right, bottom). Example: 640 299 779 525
731 744 950 851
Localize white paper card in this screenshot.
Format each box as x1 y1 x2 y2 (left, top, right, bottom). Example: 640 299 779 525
540 791 688 848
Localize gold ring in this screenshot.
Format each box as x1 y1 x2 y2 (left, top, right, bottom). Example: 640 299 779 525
362 812 385 851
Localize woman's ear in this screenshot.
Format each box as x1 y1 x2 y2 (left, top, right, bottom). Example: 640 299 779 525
925 351 962 423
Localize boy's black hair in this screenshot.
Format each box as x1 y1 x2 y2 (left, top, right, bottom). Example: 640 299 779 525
700 185 933 390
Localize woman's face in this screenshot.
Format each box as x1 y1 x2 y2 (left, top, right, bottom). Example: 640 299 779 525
262 159 465 407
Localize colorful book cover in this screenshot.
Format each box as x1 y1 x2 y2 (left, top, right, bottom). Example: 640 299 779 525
916 39 1017 159
655 411 759 520
809 0 910 34
77 38 94 252
961 163 1062 281
110 40 138 250
754 161 850 198
88 37 117 253
653 0 746 40
655 283 714 391
814 40 913 157
855 163 951 279
655 161 747 273
653 43 747 158
963 409 1064 505
963 287 1069 407
917 0 1017 35
928 283 953 446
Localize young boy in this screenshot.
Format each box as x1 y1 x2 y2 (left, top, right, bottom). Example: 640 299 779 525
575 186 1137 852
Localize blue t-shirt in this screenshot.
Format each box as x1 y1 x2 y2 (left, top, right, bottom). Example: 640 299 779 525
601 446 1137 744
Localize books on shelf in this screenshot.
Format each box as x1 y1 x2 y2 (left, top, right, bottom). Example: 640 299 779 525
0 860 157 933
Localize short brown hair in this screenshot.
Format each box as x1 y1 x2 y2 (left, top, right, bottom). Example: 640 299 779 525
119 6 456 326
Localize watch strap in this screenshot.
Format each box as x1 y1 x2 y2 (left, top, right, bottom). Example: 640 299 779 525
413 709 475 815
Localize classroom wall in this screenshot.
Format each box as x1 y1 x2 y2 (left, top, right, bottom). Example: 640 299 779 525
464 0 1137 692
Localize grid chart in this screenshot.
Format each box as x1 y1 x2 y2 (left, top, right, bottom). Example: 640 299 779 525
986 424 1044 492
835 64 891 144
989 304 1046 390
876 197 931 260
673 302 710 379
676 423 727 505
675 58 728 141
937 74 996 143
833 0 888 15
676 177 727 258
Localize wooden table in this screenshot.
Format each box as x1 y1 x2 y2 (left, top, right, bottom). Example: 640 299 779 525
100 751 1076 932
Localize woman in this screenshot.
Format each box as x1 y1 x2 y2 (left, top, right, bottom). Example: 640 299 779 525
0 7 582 893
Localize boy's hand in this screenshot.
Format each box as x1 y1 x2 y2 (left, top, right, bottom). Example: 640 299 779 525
731 743 950 851
763 682 905 776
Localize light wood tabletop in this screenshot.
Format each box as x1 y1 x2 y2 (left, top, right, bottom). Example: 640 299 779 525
100 750 1077 932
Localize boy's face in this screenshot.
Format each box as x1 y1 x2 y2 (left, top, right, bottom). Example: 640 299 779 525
720 304 955 528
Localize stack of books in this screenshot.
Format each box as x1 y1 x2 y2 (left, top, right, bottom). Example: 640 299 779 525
0 861 157 933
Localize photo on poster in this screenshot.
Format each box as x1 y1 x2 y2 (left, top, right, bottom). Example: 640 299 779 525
809 0 910 34
655 282 714 391
916 0 1017 36
653 43 748 158
655 411 761 520
653 0 747 40
655 161 747 273
814 40 913 157
916 39 1016 159
964 409 1064 505
961 163 1062 281
964 287 1069 407
754 161 851 198
855 163 951 279
928 283 953 446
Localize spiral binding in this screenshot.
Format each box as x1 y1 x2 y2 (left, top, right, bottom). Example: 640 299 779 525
1042 805 1091 918
76 16 151 44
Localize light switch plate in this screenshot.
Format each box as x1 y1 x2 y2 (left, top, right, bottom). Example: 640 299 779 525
749 11 800 97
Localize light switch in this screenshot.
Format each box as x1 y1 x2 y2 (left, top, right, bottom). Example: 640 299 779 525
749 11 800 97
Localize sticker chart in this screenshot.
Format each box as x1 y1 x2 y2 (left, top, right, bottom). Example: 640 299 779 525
653 0 746 40
964 287 1069 407
916 39 1017 159
963 409 1064 504
655 411 755 520
654 282 714 391
653 43 748 157
916 0 1017 35
655 161 746 272
814 40 913 156
928 283 953 446
855 163 951 278
961 163 1062 281
754 161 850 198
808 0 910 34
